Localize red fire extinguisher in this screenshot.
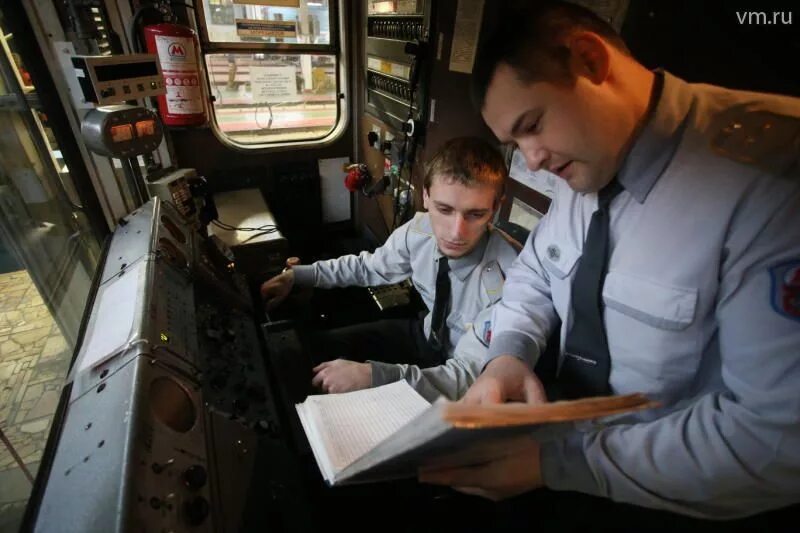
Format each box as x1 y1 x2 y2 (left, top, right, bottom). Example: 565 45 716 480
143 23 207 127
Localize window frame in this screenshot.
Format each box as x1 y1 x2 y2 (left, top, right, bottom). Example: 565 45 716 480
194 0 349 151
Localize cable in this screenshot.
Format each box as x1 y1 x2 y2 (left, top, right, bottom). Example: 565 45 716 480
129 4 162 53
240 230 276 244
211 219 278 233
254 101 274 130
392 62 418 231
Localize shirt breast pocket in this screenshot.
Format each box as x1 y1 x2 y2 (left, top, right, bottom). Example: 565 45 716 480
540 241 581 320
602 271 700 392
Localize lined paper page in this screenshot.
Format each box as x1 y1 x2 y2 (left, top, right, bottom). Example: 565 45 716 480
304 381 430 477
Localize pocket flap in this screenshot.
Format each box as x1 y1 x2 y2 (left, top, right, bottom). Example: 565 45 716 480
603 272 698 330
541 242 581 279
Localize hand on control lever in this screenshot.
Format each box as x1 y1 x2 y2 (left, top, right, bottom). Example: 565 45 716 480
260 269 295 311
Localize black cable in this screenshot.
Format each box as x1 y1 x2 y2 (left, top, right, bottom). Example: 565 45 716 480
392 64 418 230
240 230 276 244
211 219 278 233
129 4 162 53
254 101 274 130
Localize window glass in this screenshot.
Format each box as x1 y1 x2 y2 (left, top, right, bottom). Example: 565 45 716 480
202 0 331 45
205 52 338 144
0 15 100 530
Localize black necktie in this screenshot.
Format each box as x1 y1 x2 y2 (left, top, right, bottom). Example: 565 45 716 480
560 179 624 398
429 257 451 356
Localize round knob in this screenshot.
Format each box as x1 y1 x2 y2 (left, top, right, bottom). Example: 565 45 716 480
183 496 209 526
182 464 208 490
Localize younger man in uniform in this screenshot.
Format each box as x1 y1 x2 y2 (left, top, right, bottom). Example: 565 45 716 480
261 137 519 399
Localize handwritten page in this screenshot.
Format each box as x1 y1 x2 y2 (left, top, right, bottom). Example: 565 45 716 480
296 381 430 482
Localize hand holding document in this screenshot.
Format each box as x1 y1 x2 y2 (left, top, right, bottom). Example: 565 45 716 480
296 381 657 486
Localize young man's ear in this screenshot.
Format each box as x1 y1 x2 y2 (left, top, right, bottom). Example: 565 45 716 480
567 31 610 85
422 187 430 210
493 193 505 214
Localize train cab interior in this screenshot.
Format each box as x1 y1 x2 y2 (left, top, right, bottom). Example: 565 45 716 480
0 0 797 531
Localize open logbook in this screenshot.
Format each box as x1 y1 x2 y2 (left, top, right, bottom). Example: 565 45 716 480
296 380 656 486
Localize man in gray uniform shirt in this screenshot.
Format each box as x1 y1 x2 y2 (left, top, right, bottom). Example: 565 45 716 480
421 1 800 524
261 137 519 400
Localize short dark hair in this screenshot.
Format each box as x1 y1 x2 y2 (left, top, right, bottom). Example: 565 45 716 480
424 137 507 201
471 0 631 109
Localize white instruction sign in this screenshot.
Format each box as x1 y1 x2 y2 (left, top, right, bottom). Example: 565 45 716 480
251 66 297 100
449 0 484 74
155 34 202 114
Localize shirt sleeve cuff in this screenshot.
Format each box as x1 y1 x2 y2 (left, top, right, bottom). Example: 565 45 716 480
540 432 604 497
291 265 315 286
486 331 540 368
369 361 403 386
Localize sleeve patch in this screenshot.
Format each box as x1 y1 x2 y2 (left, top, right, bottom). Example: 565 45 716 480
770 260 800 322
482 320 492 346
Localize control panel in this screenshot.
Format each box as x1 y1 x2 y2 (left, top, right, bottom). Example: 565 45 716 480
364 0 432 134
31 198 280 532
71 53 166 105
195 301 280 437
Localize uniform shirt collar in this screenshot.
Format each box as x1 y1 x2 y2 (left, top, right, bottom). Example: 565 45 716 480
434 231 489 281
617 70 694 203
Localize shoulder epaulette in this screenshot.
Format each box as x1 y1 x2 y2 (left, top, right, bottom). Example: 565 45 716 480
710 109 800 176
481 260 505 301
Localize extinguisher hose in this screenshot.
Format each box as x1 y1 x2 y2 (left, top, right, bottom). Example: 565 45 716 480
129 4 162 53
129 2 196 53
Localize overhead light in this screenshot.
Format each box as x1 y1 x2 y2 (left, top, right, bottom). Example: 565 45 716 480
307 2 323 6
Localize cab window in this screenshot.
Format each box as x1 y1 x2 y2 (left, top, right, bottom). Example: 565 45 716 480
197 0 344 147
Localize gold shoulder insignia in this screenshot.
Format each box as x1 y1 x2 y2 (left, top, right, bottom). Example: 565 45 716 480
481 260 505 300
711 110 800 176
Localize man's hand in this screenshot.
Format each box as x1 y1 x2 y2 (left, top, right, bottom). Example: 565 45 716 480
462 355 547 405
260 270 295 311
311 360 372 394
419 435 543 501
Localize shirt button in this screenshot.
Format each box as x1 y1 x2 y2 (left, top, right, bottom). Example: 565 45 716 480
547 245 560 261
